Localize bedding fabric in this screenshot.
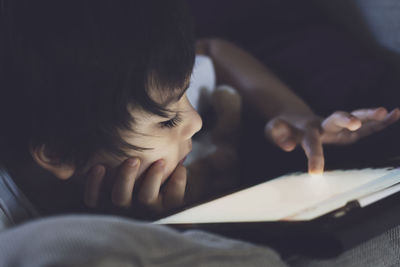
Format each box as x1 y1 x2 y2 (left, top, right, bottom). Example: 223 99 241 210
289 224 400 267
0 215 287 267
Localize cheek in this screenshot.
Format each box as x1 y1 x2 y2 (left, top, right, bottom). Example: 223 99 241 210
137 149 175 172
135 147 182 185
85 131 183 184
79 153 121 175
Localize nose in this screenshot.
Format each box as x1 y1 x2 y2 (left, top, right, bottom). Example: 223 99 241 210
182 106 203 140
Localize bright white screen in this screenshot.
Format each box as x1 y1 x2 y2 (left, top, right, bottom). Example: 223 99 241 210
155 168 400 224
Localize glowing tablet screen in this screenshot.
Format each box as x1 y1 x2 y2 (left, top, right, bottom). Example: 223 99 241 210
155 168 400 224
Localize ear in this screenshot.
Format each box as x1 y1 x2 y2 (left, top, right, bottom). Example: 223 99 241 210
31 145 76 180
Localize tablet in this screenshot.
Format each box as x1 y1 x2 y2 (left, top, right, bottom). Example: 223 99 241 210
155 167 400 224
154 166 400 258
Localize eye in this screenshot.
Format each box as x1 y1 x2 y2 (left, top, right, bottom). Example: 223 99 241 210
159 113 182 128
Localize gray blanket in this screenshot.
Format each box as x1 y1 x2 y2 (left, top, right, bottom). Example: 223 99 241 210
0 215 287 267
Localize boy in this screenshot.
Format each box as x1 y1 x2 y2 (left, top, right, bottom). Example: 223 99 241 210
0 0 398 226
0 0 203 220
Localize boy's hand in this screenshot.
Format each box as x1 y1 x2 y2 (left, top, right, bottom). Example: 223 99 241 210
83 159 187 215
265 107 400 175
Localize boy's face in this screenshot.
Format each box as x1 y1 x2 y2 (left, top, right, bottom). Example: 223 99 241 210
85 91 202 186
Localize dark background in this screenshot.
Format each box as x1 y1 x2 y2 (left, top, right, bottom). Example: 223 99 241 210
187 0 400 184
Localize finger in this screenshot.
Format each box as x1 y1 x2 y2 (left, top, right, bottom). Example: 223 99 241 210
265 118 298 152
301 129 325 175
111 158 140 208
84 165 106 208
162 164 187 210
321 108 400 144
351 107 388 122
322 111 362 132
137 160 164 207
321 128 359 144
353 108 400 139
383 108 400 124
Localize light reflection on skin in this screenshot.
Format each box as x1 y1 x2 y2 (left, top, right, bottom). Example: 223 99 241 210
79 93 202 187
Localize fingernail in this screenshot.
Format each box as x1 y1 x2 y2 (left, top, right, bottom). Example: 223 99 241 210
348 121 361 131
282 140 295 151
156 159 165 167
127 158 139 167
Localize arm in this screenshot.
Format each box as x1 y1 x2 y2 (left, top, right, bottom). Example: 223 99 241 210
82 40 400 213
198 38 326 173
198 38 400 174
197 38 314 121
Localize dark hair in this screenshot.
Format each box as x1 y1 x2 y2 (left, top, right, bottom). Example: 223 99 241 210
0 0 195 167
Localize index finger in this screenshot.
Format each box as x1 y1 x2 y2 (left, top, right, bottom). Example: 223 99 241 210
301 129 325 175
